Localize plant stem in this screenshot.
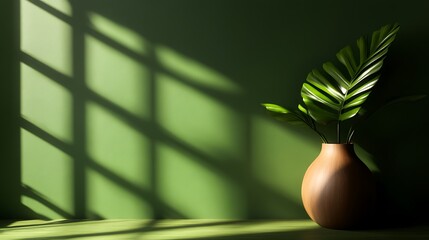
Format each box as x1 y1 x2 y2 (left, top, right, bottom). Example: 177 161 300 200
300 113 328 143
337 121 341 143
346 126 352 143
349 130 355 143
311 116 328 143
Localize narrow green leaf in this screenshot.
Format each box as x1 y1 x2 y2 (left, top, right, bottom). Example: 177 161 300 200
337 46 357 77
357 37 367 66
262 103 305 124
370 29 381 53
352 60 383 86
303 99 337 124
344 92 371 109
309 70 344 100
358 47 388 75
298 104 308 115
378 24 390 42
346 76 379 100
375 24 399 51
262 103 289 113
322 62 349 90
302 83 339 110
339 107 361 121
306 72 343 102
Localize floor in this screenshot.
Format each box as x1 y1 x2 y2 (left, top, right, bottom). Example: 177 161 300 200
1 219 429 240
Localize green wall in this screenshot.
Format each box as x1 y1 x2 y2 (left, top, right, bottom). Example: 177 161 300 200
3 0 429 222
0 0 20 219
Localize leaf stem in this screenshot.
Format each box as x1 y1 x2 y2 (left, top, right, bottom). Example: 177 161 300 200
337 121 341 143
299 113 328 143
348 129 355 143
315 121 328 143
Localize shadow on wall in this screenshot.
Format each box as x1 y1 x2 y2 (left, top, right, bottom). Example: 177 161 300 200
355 26 429 226
8 0 429 224
0 0 21 219
18 0 319 219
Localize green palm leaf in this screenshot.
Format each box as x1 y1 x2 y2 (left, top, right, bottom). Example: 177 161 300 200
300 23 400 123
261 103 306 124
262 103 329 142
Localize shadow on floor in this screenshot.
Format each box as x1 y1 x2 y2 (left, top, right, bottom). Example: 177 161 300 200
1 219 429 240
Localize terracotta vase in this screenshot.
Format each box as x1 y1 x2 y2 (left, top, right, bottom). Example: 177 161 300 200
301 144 375 229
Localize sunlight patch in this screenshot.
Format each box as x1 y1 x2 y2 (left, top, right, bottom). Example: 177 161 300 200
157 143 246 218
21 0 72 76
86 101 151 189
21 63 73 144
157 45 241 94
21 129 74 218
156 73 245 161
40 0 72 16
85 35 150 119
88 12 148 55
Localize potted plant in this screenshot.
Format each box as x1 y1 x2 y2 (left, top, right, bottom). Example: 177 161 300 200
262 23 411 229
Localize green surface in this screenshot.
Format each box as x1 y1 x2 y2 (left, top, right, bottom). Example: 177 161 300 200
1 220 429 240
0 0 428 220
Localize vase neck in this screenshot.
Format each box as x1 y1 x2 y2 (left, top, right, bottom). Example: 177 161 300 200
320 143 356 156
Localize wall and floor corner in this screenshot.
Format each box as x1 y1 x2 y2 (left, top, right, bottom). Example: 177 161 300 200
0 0 21 220
1 0 429 223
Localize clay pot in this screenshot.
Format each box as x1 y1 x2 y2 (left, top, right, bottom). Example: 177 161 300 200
301 144 375 229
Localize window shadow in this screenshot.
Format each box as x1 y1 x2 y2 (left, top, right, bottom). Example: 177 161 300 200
0 0 21 220
13 0 429 224
3 220 429 240
15 0 310 220
21 184 73 219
